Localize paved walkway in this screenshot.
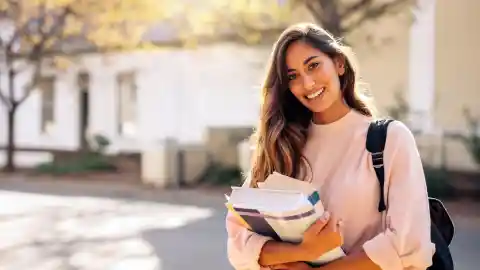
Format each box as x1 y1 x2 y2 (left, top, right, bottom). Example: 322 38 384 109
0 178 478 270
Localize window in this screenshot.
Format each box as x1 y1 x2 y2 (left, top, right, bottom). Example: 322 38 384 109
39 76 56 134
116 71 137 137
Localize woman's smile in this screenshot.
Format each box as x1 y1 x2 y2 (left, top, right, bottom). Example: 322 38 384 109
306 87 326 100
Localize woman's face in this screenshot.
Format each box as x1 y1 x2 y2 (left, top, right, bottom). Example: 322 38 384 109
285 41 344 113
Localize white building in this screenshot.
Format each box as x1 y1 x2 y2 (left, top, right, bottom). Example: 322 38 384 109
1 0 479 173
0 43 271 168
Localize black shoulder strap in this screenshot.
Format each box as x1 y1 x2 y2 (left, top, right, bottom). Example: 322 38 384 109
366 119 394 212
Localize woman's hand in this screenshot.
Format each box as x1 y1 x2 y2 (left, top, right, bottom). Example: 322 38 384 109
298 211 343 261
270 262 312 270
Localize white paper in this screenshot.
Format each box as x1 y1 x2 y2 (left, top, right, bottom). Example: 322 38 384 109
227 171 345 265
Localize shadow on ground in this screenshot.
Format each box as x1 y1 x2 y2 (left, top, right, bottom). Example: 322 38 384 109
0 177 479 270
141 211 231 270
0 177 233 270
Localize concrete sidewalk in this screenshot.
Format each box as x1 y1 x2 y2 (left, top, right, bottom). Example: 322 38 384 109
0 177 478 270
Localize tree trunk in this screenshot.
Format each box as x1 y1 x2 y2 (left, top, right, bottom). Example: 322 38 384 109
4 105 17 172
4 64 17 172
304 1 344 38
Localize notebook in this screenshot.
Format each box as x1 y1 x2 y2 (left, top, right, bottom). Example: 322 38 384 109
225 172 345 266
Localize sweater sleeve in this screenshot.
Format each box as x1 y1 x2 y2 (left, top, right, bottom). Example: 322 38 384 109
362 121 436 270
226 177 273 270
226 211 273 270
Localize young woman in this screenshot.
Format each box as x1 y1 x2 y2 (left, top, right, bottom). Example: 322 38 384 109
225 23 435 270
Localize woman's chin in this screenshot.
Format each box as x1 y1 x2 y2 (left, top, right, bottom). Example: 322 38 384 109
306 95 345 114
306 102 331 114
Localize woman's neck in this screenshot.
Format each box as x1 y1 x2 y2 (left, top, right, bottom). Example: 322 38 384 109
312 99 351 125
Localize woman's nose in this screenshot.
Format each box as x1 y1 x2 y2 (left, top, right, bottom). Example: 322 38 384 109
303 75 315 90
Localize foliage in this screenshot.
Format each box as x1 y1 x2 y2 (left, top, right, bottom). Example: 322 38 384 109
461 107 480 167
0 0 171 171
173 0 292 45
89 134 111 154
0 0 168 104
294 0 415 37
34 134 115 175
198 162 243 186
35 153 116 175
423 166 455 199
386 90 409 121
214 0 416 44
34 152 117 175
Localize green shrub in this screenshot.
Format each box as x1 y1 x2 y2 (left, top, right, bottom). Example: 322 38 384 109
424 166 455 199
461 107 480 167
89 134 111 154
199 162 243 186
34 133 117 175
34 152 116 175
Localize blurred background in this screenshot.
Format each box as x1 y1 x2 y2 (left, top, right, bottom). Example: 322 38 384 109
0 0 478 269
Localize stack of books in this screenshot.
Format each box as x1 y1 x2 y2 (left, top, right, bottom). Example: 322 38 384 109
225 172 345 266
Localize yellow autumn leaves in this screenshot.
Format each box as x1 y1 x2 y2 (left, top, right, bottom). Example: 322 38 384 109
0 0 292 57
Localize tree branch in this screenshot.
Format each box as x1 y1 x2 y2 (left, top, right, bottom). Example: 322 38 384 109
18 59 42 106
343 0 414 34
28 6 73 62
303 0 344 37
3 5 74 108
341 0 373 19
0 89 10 108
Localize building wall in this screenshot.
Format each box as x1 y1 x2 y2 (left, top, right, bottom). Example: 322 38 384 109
434 0 480 132
0 62 81 166
431 0 480 171
350 14 411 119
0 44 271 168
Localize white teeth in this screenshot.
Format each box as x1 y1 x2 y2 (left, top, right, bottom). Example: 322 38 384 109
306 87 325 99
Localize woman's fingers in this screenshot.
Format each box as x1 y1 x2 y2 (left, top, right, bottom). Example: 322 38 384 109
306 211 330 236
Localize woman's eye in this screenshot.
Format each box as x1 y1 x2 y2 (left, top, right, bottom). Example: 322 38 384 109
308 62 319 70
287 74 297 81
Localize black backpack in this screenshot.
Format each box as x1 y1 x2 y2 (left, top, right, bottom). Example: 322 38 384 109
366 119 455 270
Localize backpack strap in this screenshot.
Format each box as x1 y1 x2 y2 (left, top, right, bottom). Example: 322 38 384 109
366 119 394 212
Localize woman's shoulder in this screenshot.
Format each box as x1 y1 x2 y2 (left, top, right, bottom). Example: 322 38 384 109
383 119 419 155
387 120 416 144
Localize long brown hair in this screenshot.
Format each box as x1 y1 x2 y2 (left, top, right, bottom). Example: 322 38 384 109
248 23 376 188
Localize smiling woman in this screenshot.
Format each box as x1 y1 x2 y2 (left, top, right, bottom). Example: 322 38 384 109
226 23 435 270
250 23 375 186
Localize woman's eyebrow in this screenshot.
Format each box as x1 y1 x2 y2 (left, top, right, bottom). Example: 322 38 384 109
287 55 320 72
303 55 319 65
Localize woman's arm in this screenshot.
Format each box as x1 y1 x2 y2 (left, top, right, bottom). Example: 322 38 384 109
276 122 436 270
316 250 380 270
258 240 307 266
358 122 435 270
227 209 342 269
264 123 435 270
226 211 312 269
259 212 341 266
226 212 273 270
268 251 379 270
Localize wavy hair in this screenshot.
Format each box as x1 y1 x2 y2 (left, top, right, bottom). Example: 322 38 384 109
248 23 376 188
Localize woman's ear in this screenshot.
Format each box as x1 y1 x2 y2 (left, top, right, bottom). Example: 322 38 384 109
335 56 346 76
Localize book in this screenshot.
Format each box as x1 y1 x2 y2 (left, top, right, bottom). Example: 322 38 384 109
225 172 345 266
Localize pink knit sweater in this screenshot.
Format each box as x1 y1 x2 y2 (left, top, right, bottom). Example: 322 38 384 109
226 110 435 270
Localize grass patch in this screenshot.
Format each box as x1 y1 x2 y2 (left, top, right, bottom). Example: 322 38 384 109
35 153 117 175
